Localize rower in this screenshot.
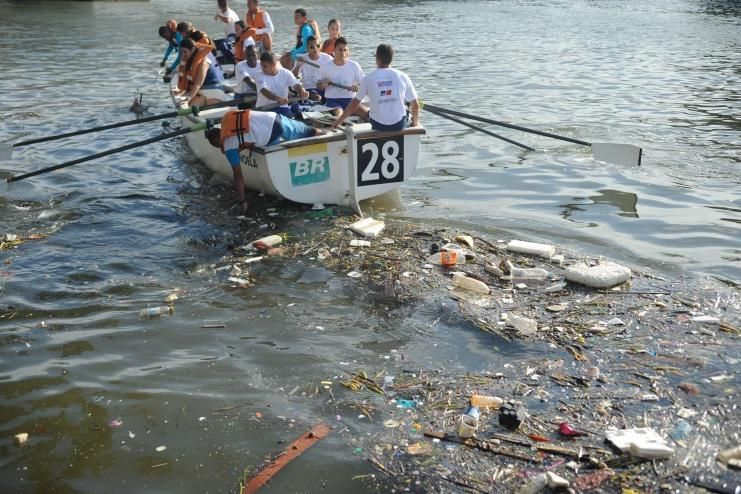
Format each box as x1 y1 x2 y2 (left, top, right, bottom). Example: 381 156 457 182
159 20 183 82
293 36 331 103
172 38 226 107
245 0 274 51
317 37 367 118
176 21 216 52
204 109 323 212
279 8 318 70
256 51 309 119
332 44 419 131
233 20 256 63
234 44 262 108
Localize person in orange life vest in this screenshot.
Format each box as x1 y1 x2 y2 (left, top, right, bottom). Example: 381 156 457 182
176 21 216 52
172 38 226 107
279 8 316 70
292 36 331 103
257 51 309 119
320 19 341 56
232 20 256 63
332 44 419 131
245 0 273 51
204 109 322 211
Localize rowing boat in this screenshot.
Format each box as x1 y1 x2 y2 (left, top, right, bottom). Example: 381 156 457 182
170 79 425 215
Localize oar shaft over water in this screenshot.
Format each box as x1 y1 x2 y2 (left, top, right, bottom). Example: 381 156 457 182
424 106 534 151
7 123 207 183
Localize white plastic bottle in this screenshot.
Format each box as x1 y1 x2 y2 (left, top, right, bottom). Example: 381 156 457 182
139 306 173 318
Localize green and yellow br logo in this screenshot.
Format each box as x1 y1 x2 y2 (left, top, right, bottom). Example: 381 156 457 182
288 143 331 186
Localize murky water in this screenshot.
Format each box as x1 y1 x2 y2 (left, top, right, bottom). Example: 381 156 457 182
0 0 739 492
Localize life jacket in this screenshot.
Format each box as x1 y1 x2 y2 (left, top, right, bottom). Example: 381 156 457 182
295 21 318 49
233 29 254 62
245 9 268 31
177 44 216 92
219 110 253 152
191 30 215 51
321 37 336 55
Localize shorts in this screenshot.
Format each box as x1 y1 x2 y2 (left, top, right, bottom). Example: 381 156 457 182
325 97 353 109
267 114 316 146
370 116 407 132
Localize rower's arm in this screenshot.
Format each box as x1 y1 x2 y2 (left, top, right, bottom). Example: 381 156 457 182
260 88 285 104
242 76 257 92
409 99 420 127
187 62 209 103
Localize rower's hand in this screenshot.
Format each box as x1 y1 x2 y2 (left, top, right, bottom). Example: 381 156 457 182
330 119 342 129
163 74 172 84
350 83 359 92
298 88 309 100
277 97 289 105
164 67 174 76
159 59 166 67
317 79 328 90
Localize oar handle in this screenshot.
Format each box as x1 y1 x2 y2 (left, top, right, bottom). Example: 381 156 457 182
7 123 208 183
255 97 302 111
190 95 257 115
329 82 354 91
297 57 320 68
421 102 592 147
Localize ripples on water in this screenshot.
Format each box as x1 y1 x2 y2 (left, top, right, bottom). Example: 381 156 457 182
0 0 739 491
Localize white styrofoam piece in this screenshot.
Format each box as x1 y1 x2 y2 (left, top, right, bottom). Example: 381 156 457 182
349 217 385 238
606 427 674 459
564 261 632 288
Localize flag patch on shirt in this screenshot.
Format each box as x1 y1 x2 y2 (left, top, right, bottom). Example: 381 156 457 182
380 89 393 96
377 80 393 97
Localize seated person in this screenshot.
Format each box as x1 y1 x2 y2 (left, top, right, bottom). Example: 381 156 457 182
292 35 331 102
176 21 216 51
234 44 262 108
245 0 274 51
317 37 367 119
232 20 256 63
172 38 226 107
213 0 240 63
256 51 309 119
279 8 316 70
320 19 341 55
204 109 323 212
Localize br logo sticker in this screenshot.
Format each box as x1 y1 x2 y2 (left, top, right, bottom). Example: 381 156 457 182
288 143 331 186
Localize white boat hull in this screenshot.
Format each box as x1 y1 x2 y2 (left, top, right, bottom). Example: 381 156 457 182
173 94 425 215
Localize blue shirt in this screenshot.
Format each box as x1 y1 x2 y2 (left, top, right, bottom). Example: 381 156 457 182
289 23 314 61
163 32 184 71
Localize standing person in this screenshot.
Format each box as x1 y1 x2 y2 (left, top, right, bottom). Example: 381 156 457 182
317 37 366 117
280 8 316 69
172 38 226 107
204 109 323 212
293 36 331 101
245 0 274 51
214 0 240 37
332 44 420 131
256 51 309 118
320 19 341 56
234 45 262 108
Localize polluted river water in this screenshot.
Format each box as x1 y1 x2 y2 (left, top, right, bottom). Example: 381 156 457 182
0 0 739 492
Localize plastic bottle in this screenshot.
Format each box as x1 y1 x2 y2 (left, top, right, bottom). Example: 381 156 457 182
427 251 463 266
139 306 173 318
510 267 549 281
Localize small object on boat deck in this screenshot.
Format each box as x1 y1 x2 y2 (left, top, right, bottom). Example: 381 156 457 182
241 423 331 494
349 217 385 238
139 306 173 318
506 239 556 258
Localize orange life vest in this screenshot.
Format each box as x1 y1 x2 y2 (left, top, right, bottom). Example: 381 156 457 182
191 30 215 50
245 9 269 43
233 29 255 62
321 37 336 55
177 44 212 93
219 110 253 152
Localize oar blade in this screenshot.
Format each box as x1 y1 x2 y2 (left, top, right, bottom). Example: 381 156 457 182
0 144 13 161
592 142 643 166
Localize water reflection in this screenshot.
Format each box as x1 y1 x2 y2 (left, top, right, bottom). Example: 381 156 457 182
559 188 639 223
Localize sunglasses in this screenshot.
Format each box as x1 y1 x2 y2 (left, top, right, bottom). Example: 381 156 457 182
308 44 318 48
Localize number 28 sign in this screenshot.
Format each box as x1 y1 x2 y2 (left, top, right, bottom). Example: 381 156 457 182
356 136 404 186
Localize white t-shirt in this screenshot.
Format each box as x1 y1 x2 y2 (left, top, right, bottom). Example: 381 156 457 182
219 8 240 36
256 67 299 108
355 68 418 125
223 111 278 157
234 60 262 95
319 60 364 99
298 53 332 90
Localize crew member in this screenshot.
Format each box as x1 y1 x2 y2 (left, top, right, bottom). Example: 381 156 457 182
320 19 341 55
204 109 323 212
233 20 256 62
280 8 316 69
213 0 240 63
293 36 331 102
332 44 419 131
257 51 309 118
159 20 183 82
245 0 274 51
234 44 262 107
317 37 366 117
172 38 226 106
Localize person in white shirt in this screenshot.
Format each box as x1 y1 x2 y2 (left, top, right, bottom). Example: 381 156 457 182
214 0 240 37
204 109 322 212
293 35 331 101
256 51 309 118
332 43 419 131
234 45 262 107
317 37 367 119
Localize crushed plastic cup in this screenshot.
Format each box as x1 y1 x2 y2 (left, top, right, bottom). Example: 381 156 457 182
457 406 480 438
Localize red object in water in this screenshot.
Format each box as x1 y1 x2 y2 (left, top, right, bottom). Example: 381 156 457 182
558 422 586 437
527 433 551 442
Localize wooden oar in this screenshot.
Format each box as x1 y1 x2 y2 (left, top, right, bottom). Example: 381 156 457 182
421 102 643 166
423 105 534 151
5 122 210 184
0 96 256 161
